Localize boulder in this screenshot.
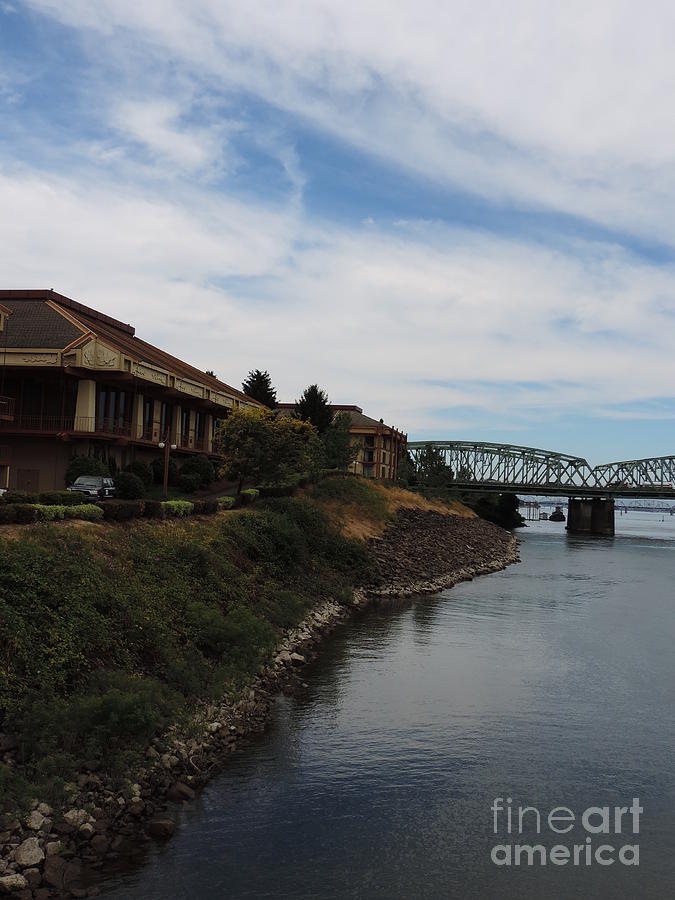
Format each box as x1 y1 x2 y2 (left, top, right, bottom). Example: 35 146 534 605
0 874 28 893
63 809 90 828
127 798 145 817
147 819 175 841
166 782 195 803
24 810 44 831
14 837 44 868
22 868 41 889
78 823 95 839
45 841 61 857
290 652 306 664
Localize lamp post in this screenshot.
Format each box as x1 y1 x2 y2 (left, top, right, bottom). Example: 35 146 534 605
157 436 177 499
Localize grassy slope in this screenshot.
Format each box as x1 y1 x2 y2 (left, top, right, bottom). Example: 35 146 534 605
0 479 470 808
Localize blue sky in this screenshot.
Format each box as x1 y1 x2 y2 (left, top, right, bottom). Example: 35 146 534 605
1 1 675 464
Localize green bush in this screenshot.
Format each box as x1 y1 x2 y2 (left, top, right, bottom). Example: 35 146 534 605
217 496 236 510
161 500 194 518
124 461 153 488
191 498 219 515
33 505 66 521
99 500 145 521
0 504 17 524
178 473 201 494
14 505 37 524
180 455 215 486
65 455 109 485
257 476 301 497
2 491 38 504
64 504 104 522
114 472 145 500
239 488 260 506
151 456 178 486
143 499 165 519
38 491 88 506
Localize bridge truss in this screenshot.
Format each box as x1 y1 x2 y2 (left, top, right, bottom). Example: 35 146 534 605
407 441 675 499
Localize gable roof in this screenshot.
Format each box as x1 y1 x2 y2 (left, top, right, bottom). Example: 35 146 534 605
0 289 254 404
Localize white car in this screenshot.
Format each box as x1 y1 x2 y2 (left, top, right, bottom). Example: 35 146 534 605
0 488 6 497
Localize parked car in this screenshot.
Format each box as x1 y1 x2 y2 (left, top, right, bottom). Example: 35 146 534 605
67 476 116 499
0 487 6 497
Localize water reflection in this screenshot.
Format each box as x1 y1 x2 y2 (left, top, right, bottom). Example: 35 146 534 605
103 513 675 900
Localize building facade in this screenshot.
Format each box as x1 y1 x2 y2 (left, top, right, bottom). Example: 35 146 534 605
0 290 259 492
277 403 407 480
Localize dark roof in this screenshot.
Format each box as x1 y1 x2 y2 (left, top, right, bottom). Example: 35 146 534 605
0 299 83 349
0 290 255 403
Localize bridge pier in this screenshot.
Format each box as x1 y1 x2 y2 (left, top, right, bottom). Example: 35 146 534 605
566 498 615 536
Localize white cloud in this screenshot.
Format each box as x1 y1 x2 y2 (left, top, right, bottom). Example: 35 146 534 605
23 0 675 242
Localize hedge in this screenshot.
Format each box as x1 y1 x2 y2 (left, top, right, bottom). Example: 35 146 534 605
217 496 236 510
178 473 201 494
33 504 104 522
98 500 145 521
1 491 38 505
191 498 219 515
162 500 194 518
143 499 165 519
38 491 89 506
239 488 260 506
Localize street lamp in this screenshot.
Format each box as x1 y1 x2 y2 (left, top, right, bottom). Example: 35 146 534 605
158 437 177 499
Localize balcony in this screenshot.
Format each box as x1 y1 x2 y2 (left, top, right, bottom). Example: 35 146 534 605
0 414 132 438
0 395 15 422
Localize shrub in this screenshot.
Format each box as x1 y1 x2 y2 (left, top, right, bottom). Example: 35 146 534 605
124 461 153 488
257 476 301 497
115 472 145 500
64 504 104 522
180 455 215 487
33 505 66 521
38 491 88 506
143 499 165 519
151 456 178 486
239 488 259 506
191 498 219 515
161 500 194 518
0 504 17 524
217 496 236 510
14 505 37 524
178 473 201 494
2 491 38 504
65 455 109 485
99 500 145 521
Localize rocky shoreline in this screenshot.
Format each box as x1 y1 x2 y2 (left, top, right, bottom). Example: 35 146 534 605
0 510 518 898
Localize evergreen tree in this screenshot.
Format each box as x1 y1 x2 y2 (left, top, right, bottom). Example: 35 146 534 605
242 369 277 409
296 384 332 434
323 411 358 471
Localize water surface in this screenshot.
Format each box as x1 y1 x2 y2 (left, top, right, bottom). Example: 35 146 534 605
103 512 675 899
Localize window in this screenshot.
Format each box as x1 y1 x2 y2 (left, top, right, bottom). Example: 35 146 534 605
143 399 153 439
160 402 172 439
96 385 132 433
181 409 190 446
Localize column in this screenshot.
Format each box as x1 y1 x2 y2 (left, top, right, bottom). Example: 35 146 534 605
74 379 96 432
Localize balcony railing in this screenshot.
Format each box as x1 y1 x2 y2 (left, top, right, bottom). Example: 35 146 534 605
0 395 15 422
0 414 131 437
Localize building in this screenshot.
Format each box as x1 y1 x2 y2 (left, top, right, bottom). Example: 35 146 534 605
0 290 259 491
277 403 407 480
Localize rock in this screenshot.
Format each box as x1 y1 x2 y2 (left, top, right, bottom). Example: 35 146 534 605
36 803 52 818
45 841 61 857
145 746 160 760
22 868 41 889
24 810 44 831
34 890 50 900
275 651 292 665
64 809 90 828
127 798 145 817
78 822 95 839
147 819 175 841
290 652 305 664
43 857 82 892
14 837 44 868
0 874 28 893
166 782 195 803
207 722 221 734
89 835 109 855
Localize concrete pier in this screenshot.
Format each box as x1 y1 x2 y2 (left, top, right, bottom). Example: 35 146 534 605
566 498 615 536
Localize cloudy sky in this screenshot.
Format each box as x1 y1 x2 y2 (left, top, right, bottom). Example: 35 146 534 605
1 2 674 463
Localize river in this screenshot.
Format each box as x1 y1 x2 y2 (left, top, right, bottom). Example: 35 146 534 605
102 511 675 899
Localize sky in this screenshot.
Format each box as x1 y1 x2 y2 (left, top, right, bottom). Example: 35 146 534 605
1 2 674 464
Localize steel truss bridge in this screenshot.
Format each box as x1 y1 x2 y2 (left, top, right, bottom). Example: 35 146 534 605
407 441 675 499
